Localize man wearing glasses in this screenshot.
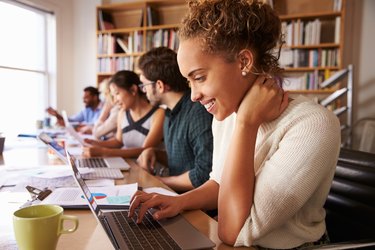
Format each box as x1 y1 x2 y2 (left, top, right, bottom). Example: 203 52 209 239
137 47 213 193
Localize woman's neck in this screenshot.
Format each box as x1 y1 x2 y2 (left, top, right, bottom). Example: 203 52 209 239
129 97 153 121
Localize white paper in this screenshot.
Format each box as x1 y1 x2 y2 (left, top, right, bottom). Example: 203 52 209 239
65 146 83 156
30 165 93 179
143 187 177 196
85 179 115 187
40 183 138 207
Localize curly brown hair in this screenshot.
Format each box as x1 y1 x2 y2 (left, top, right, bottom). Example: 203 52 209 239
178 0 283 77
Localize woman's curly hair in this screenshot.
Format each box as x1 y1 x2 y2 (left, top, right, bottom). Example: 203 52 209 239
178 0 283 76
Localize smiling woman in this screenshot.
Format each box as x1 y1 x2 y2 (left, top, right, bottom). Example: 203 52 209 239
0 1 55 137
128 1 341 249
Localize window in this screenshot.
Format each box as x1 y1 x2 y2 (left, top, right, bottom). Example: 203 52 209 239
0 1 56 137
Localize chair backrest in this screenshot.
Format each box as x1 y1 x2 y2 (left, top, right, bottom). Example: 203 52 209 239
324 148 375 243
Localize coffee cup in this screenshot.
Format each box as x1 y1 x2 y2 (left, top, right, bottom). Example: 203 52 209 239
13 204 79 250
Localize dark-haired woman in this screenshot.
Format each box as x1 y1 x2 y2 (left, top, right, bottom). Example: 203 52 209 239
83 70 164 159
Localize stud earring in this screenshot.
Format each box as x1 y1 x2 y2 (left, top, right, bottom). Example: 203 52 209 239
242 71 247 76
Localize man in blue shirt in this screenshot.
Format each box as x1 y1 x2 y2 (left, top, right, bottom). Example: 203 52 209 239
46 86 103 132
137 47 213 193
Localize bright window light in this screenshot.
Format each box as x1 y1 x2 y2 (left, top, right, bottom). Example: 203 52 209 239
0 1 55 137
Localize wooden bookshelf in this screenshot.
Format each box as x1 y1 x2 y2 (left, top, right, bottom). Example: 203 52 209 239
96 0 187 84
274 0 346 93
96 0 347 94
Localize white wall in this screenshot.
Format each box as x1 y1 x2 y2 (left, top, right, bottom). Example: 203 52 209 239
345 0 375 149
356 0 375 120
71 0 101 115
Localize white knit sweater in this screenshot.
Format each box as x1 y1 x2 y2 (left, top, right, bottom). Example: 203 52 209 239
210 96 341 249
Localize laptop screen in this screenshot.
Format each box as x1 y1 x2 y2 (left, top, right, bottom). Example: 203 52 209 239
67 151 100 215
38 132 67 163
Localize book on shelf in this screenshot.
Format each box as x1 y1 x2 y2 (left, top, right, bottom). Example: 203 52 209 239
283 70 323 91
147 6 159 26
280 48 338 68
97 34 115 55
282 19 323 46
116 37 130 54
320 19 336 43
282 69 336 91
98 57 135 73
333 0 342 11
98 10 115 31
334 17 341 44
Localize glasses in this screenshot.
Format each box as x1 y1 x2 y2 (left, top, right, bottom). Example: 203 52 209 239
138 82 156 92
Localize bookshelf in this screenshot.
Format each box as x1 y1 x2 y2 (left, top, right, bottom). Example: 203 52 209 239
96 0 187 84
273 0 352 145
274 0 346 95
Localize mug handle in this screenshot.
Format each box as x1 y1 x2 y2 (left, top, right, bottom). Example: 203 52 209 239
59 215 79 234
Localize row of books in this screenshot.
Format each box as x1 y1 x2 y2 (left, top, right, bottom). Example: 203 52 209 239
283 70 334 91
97 57 136 73
282 17 341 46
97 32 143 55
280 48 338 68
145 29 179 51
267 0 342 12
97 29 179 55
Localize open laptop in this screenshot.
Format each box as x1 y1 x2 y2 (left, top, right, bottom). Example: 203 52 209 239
38 132 129 179
61 110 90 146
67 151 216 250
38 132 67 163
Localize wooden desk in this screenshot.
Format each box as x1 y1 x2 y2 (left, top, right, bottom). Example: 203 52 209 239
1 145 253 250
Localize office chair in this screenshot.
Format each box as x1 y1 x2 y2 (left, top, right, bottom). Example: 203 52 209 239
320 148 375 249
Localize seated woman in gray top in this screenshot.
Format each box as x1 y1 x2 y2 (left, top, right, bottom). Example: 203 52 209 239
83 70 165 159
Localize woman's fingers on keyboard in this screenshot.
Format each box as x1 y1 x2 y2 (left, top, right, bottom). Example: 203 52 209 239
129 192 151 218
130 190 145 204
136 193 163 223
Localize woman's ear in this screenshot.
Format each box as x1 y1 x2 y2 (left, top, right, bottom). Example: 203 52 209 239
238 49 254 76
130 84 138 95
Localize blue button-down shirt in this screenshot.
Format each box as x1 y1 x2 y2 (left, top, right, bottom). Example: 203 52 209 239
164 91 213 187
69 102 103 125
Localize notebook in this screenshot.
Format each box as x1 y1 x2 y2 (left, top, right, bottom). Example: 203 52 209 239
39 183 138 209
38 132 129 179
67 151 216 250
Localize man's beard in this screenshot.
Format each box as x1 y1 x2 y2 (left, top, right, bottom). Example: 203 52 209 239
148 88 161 106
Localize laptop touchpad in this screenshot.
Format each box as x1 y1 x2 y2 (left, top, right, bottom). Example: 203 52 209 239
105 158 130 170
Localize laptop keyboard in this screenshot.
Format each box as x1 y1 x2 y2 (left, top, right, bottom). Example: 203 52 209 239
82 168 123 179
112 210 181 250
78 158 123 179
78 158 108 168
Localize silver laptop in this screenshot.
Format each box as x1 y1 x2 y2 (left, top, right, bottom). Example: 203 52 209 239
67 151 216 250
38 132 129 179
38 132 67 162
61 110 91 146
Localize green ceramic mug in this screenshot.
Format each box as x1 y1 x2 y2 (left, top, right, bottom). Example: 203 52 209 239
13 204 79 250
